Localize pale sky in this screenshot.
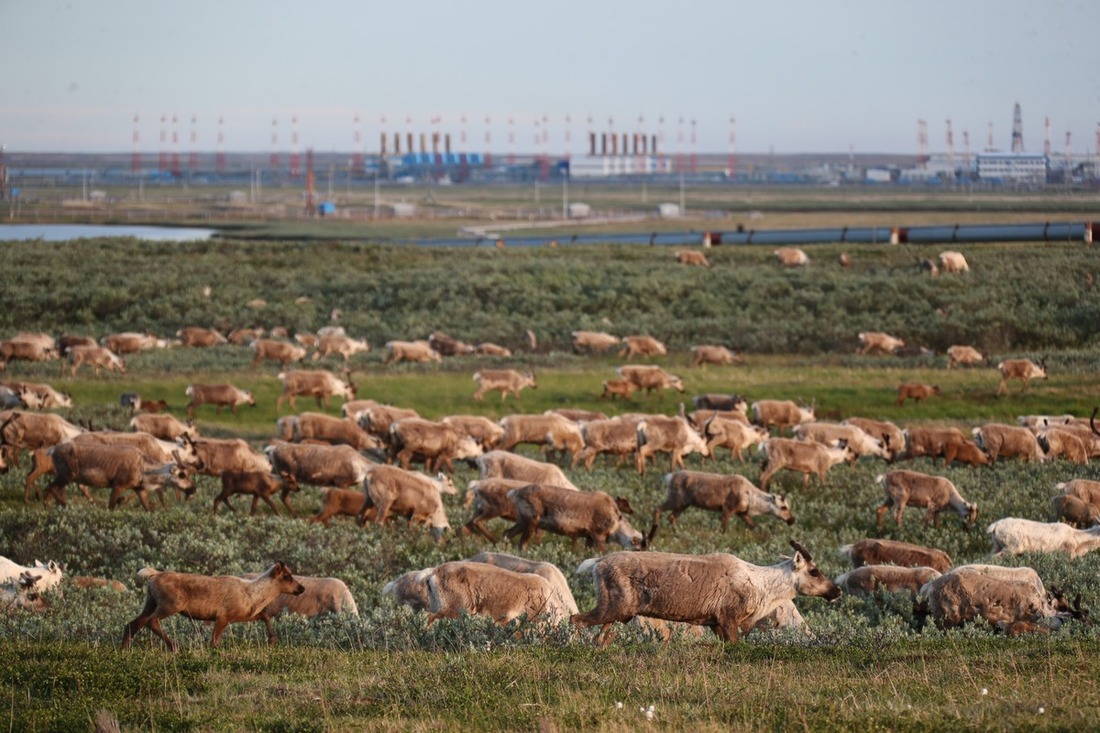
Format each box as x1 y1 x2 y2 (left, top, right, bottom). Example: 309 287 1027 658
2 0 1097 155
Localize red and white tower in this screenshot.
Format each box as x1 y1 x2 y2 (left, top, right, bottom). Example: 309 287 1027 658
158 114 167 174
689 117 697 174
563 114 571 161
962 130 971 177
507 116 515 166
189 115 199 173
270 117 279 172
676 115 685 175
727 115 737 179
1095 123 1100 177
131 114 141 174
944 119 955 179
539 113 550 179
917 119 929 168
170 113 181 178
541 113 550 179
1065 130 1073 177
352 114 363 172
483 114 492 168
290 114 300 178
216 116 225 175
533 117 541 170
657 114 665 164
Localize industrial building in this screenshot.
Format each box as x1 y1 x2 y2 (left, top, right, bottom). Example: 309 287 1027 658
975 153 1048 184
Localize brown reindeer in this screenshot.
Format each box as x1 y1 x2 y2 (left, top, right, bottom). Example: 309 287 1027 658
121 563 305 650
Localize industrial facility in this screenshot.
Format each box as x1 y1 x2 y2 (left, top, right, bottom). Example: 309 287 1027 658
1 104 1097 205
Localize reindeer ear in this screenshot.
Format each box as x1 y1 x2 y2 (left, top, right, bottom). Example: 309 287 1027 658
615 496 635 514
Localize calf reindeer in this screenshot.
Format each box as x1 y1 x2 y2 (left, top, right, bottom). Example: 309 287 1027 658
122 563 305 650
996 358 1047 396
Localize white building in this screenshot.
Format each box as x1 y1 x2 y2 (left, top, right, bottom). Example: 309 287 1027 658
976 153 1048 183
569 155 671 178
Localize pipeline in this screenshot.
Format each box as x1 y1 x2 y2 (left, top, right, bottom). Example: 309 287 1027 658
411 221 1097 248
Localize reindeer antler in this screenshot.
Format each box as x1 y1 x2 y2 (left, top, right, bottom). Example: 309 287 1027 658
789 539 813 562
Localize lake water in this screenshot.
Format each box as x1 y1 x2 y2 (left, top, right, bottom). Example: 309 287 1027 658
0 224 217 242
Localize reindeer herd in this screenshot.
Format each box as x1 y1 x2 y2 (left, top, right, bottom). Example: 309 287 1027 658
0 320 1094 649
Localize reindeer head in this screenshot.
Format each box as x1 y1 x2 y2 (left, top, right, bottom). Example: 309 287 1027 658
771 495 796 525
963 502 979 529
268 562 306 596
435 473 458 496
788 540 842 601
13 572 48 613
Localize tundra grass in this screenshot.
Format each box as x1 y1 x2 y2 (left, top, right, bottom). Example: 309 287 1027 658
13 353 1100 439
3 638 1100 731
3 234 1100 730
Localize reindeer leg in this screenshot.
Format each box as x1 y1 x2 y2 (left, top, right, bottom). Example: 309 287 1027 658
518 521 540 551
122 595 158 649
210 618 230 647
280 487 297 517
108 486 126 510
875 502 891 531
260 493 281 516
759 465 777 490
147 617 180 652
23 449 53 503
262 617 277 645
465 518 499 543
43 481 68 508
595 624 618 648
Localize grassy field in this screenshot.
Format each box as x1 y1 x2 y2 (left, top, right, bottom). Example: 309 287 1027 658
3 216 1100 730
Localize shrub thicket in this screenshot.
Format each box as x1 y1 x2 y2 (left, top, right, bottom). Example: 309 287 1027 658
4 238 1099 354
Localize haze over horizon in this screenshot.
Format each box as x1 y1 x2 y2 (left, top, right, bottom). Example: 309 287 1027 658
3 0 1096 157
